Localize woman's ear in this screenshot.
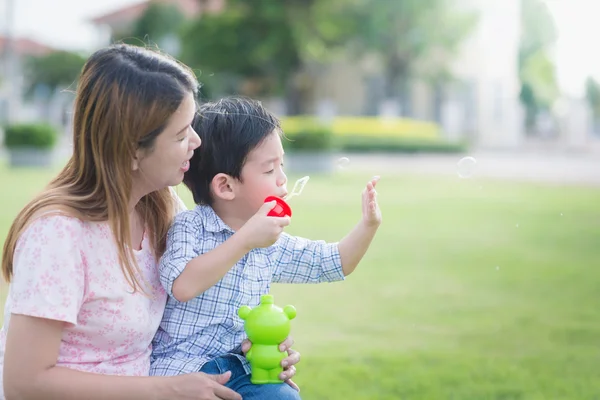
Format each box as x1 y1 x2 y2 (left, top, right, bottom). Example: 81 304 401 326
133 147 145 171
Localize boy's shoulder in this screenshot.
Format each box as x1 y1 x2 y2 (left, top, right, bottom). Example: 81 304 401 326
170 206 207 233
171 207 199 224
173 206 202 222
171 204 226 234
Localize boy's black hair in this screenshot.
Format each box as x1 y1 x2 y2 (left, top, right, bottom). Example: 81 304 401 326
183 96 281 205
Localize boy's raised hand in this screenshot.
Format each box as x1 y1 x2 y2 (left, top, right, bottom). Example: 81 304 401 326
238 201 291 249
362 176 381 227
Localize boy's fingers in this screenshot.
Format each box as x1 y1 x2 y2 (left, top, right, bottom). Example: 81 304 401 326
260 201 277 215
276 216 291 226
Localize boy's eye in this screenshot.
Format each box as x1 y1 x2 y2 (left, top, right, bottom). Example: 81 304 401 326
266 169 274 174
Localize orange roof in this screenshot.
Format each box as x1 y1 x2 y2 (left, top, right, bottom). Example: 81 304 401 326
0 36 55 57
90 0 205 25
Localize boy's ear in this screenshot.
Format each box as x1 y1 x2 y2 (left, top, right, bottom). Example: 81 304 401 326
211 173 236 201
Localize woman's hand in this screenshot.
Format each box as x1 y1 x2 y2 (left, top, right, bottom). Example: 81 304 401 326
3 314 243 400
241 336 301 391
164 372 242 400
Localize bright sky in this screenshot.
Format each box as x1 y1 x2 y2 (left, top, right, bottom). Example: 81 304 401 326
2 0 600 98
2 0 141 51
545 0 600 97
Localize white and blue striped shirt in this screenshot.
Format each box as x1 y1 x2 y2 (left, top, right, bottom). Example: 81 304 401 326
150 204 344 376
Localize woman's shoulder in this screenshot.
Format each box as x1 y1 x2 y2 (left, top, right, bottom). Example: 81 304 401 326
29 208 86 227
169 186 189 215
21 208 88 241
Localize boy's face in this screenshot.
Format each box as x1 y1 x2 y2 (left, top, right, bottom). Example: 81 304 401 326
235 130 288 217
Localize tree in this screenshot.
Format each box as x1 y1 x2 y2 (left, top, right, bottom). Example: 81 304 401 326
585 77 600 118
518 0 559 131
351 0 478 108
21 50 87 124
179 0 357 112
179 0 475 114
114 1 185 55
24 51 87 97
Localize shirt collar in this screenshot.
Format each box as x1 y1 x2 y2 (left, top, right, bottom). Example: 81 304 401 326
196 204 235 234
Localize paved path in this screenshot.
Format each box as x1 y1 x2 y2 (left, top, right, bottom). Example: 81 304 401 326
2 135 599 187
334 150 600 187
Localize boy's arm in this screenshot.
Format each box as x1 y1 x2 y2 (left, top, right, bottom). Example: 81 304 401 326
171 231 249 302
165 202 287 302
338 176 382 275
161 211 249 302
271 224 375 283
272 176 382 282
337 220 379 276
271 234 345 284
159 211 204 301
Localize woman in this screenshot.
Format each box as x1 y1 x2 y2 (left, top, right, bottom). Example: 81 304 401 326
0 44 299 400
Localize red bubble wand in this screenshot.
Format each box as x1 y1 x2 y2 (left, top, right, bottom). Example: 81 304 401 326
264 176 310 217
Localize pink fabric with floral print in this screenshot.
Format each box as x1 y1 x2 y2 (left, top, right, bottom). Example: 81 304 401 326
0 214 168 394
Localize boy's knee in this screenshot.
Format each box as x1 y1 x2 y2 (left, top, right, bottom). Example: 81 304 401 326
243 383 301 400
274 384 301 400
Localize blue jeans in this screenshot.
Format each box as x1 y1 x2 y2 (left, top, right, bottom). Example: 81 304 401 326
200 354 301 400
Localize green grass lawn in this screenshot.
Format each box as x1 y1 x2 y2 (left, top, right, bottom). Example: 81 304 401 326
1 162 600 399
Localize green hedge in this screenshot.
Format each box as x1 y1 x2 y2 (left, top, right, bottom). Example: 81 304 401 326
338 136 467 153
3 123 58 149
282 124 334 152
279 116 466 154
281 116 441 139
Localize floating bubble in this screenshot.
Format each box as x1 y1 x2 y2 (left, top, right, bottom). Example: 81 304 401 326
560 213 563 216
285 176 310 202
456 156 477 179
337 157 350 170
515 223 519 228
495 266 500 271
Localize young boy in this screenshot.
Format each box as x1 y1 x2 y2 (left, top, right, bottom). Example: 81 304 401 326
150 97 381 399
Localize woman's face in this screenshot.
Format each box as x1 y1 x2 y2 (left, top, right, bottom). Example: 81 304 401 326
132 92 201 195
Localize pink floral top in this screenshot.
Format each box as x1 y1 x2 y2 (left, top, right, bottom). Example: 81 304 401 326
0 213 169 397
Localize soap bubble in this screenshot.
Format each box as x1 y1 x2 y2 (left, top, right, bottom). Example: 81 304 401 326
515 223 519 228
456 156 477 179
285 176 310 201
337 157 350 167
291 176 310 196
495 266 500 271
336 156 350 171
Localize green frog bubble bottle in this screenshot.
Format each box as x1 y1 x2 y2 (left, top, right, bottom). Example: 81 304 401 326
238 294 297 384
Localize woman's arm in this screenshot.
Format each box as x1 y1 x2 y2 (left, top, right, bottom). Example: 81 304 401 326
4 315 241 400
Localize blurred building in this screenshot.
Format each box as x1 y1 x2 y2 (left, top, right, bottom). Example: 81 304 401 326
0 35 55 124
89 0 223 47
313 0 524 150
88 0 599 152
447 0 524 149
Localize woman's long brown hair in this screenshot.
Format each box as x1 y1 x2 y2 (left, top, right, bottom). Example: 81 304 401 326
1 44 198 293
